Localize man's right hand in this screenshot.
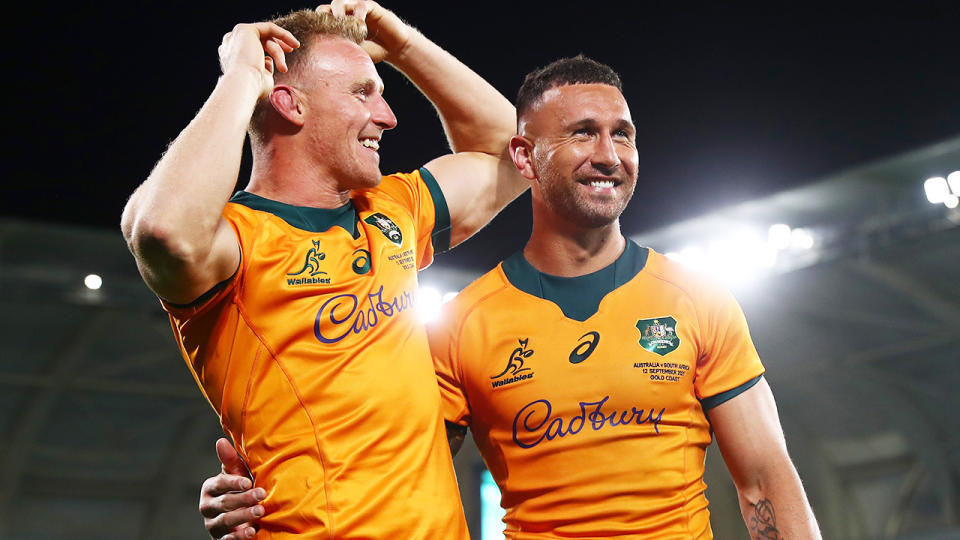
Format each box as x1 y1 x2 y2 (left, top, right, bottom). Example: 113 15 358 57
217 22 300 97
199 438 267 540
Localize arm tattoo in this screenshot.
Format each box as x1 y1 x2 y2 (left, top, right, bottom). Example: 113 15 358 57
749 499 781 539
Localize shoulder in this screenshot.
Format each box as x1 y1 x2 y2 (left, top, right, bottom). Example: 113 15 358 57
437 263 514 332
362 169 435 200
450 264 511 312
642 248 734 307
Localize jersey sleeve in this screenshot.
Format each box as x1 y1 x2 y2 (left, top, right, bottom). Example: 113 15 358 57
427 309 471 427
376 168 451 270
156 209 249 415
693 281 765 410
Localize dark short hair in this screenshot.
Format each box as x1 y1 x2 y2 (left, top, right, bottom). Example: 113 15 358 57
515 55 623 122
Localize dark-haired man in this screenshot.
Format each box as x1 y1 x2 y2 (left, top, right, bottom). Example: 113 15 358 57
201 55 821 538
432 55 821 538
122 0 525 538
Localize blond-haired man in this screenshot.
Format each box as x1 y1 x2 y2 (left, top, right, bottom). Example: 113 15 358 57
121 1 525 538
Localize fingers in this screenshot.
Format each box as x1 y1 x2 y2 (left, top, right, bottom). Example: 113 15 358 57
202 472 253 501
254 23 298 74
263 40 285 72
251 22 300 51
218 525 259 540
205 501 265 539
327 0 368 20
201 487 266 518
217 22 299 81
215 438 249 477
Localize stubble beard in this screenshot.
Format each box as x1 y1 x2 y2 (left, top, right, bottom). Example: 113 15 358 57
539 172 635 229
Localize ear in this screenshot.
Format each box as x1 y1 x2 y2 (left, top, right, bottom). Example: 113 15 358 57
269 84 305 127
509 135 538 182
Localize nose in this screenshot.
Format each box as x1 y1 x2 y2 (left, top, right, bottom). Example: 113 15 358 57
591 133 620 174
371 94 398 130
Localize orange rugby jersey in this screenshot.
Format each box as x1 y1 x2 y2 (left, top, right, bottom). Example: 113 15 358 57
163 169 469 539
432 240 765 539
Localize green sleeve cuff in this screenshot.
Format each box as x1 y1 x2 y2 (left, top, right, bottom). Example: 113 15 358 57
419 166 451 254
700 375 763 411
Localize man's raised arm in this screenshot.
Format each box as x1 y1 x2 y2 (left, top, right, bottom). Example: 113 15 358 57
120 23 299 304
711 377 822 539
336 0 528 247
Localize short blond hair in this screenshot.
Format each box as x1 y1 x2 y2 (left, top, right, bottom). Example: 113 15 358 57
249 9 367 143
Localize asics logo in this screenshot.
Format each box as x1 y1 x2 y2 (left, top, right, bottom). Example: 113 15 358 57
569 331 600 364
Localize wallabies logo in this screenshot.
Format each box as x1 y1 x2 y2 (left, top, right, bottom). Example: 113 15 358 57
490 338 533 388
288 240 327 277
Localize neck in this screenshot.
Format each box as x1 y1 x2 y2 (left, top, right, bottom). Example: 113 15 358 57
246 141 350 208
523 214 626 277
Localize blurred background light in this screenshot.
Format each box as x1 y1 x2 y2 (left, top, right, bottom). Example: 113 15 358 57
663 222 818 285
417 285 443 323
924 176 949 203
947 170 960 195
84 274 103 290
768 223 792 250
418 285 460 323
791 228 815 250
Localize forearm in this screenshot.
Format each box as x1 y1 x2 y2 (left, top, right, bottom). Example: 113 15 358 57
736 463 821 539
386 30 514 156
122 69 260 262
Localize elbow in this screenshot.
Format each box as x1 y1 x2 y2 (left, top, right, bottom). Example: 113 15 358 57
735 457 803 506
122 208 201 269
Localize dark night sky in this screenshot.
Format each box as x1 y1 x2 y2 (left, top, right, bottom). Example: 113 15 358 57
7 1 958 270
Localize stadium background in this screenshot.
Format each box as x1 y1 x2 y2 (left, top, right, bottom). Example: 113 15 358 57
1 1 957 538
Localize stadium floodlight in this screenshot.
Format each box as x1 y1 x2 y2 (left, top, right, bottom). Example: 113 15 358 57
791 228 815 250
758 245 778 268
924 177 950 204
417 285 443 323
768 223 792 250
945 195 959 210
442 291 459 303
84 274 103 290
948 171 960 195
664 251 681 260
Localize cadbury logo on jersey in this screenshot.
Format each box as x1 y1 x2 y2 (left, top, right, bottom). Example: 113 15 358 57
490 338 535 389
512 396 666 449
313 284 415 344
363 212 403 247
286 239 332 285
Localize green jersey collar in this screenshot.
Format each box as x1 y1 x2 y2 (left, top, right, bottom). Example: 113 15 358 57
502 239 650 322
230 191 360 238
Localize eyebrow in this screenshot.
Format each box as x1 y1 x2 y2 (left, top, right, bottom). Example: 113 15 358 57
566 118 636 134
353 77 385 94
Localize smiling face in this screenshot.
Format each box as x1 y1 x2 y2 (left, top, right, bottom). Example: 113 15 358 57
517 83 638 229
296 37 398 191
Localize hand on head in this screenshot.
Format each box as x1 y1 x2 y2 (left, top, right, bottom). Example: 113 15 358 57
317 0 412 63
218 23 300 97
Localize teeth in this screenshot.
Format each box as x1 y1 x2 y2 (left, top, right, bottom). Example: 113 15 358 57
360 139 380 150
589 180 614 188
